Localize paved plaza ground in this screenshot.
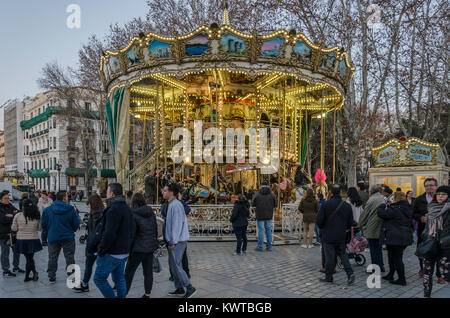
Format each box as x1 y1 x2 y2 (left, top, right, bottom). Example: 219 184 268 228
2 202 448 299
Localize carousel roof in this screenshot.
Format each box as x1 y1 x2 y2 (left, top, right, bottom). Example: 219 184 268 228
99 3 355 116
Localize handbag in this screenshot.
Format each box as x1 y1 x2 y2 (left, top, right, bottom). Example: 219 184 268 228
7 232 17 247
152 253 162 273
415 236 439 259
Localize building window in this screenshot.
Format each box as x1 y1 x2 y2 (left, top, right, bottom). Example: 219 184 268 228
39 160 41 169
69 158 75 168
54 158 56 169
53 137 56 149
53 119 56 129
85 102 91 111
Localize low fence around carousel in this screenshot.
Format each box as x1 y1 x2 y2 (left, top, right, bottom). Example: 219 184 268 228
150 203 301 243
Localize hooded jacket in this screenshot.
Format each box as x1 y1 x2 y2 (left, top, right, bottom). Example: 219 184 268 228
251 186 277 220
130 205 159 253
230 199 250 227
41 201 80 244
0 202 18 239
85 209 103 257
377 200 413 246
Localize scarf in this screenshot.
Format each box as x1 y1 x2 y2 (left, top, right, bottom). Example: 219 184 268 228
426 201 450 237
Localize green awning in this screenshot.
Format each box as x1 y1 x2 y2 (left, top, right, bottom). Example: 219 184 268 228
28 169 50 178
101 169 116 178
20 106 100 131
65 168 98 177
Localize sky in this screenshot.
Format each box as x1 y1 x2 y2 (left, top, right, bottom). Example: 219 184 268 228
0 0 149 129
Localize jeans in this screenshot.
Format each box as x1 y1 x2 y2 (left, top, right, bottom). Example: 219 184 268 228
233 225 248 253
82 254 97 284
94 254 128 298
0 239 20 272
125 252 154 295
324 242 353 280
314 224 321 244
367 239 384 269
47 240 76 279
168 241 191 290
257 220 272 250
169 246 190 279
386 245 406 282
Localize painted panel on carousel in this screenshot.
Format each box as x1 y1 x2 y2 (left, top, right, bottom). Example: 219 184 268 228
438 148 445 164
408 144 432 162
221 33 245 56
338 59 347 78
261 37 284 57
149 40 171 59
377 146 397 164
186 34 210 56
126 46 143 67
321 52 337 71
108 56 121 74
293 41 312 64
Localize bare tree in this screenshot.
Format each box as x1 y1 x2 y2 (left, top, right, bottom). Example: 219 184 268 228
38 62 107 195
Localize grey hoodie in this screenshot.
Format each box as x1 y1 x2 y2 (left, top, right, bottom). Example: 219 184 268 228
165 199 189 245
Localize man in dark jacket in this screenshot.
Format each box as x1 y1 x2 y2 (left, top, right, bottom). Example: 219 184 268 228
413 177 438 277
316 184 355 284
144 170 157 204
0 191 23 277
230 195 250 255
41 191 80 283
252 182 277 251
93 183 132 298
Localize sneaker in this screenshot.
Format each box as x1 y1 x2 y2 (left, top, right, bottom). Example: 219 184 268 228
24 277 33 282
141 294 150 298
319 278 333 283
3 271 16 278
301 244 308 248
184 286 197 298
390 279 406 286
49 278 56 284
13 267 25 274
347 275 356 285
42 241 48 247
254 248 263 252
73 284 89 293
437 277 446 284
266 248 272 252
313 242 321 246
168 288 185 297
232 252 241 256
242 250 247 254
307 245 313 249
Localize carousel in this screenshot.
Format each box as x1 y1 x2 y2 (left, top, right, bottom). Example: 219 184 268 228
99 3 354 240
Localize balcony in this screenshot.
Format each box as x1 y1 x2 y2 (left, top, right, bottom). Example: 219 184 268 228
67 146 79 152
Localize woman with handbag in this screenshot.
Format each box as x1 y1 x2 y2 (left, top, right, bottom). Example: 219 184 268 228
73 194 104 293
420 186 450 298
124 192 159 298
11 199 42 282
377 191 413 286
0 190 24 277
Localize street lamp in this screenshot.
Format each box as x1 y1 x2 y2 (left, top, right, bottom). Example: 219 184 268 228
56 163 62 191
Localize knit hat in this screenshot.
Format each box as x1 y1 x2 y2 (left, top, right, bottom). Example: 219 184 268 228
384 186 393 195
436 186 450 197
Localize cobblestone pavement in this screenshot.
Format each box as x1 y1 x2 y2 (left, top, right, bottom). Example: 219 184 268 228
2 202 448 298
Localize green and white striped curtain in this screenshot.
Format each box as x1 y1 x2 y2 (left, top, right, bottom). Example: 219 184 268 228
105 86 130 186
300 115 311 167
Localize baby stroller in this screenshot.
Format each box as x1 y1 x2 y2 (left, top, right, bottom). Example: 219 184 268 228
337 227 367 268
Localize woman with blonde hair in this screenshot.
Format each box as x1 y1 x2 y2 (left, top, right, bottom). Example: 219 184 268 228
298 189 319 248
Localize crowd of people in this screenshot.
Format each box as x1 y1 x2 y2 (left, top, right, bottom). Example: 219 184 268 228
0 176 448 298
